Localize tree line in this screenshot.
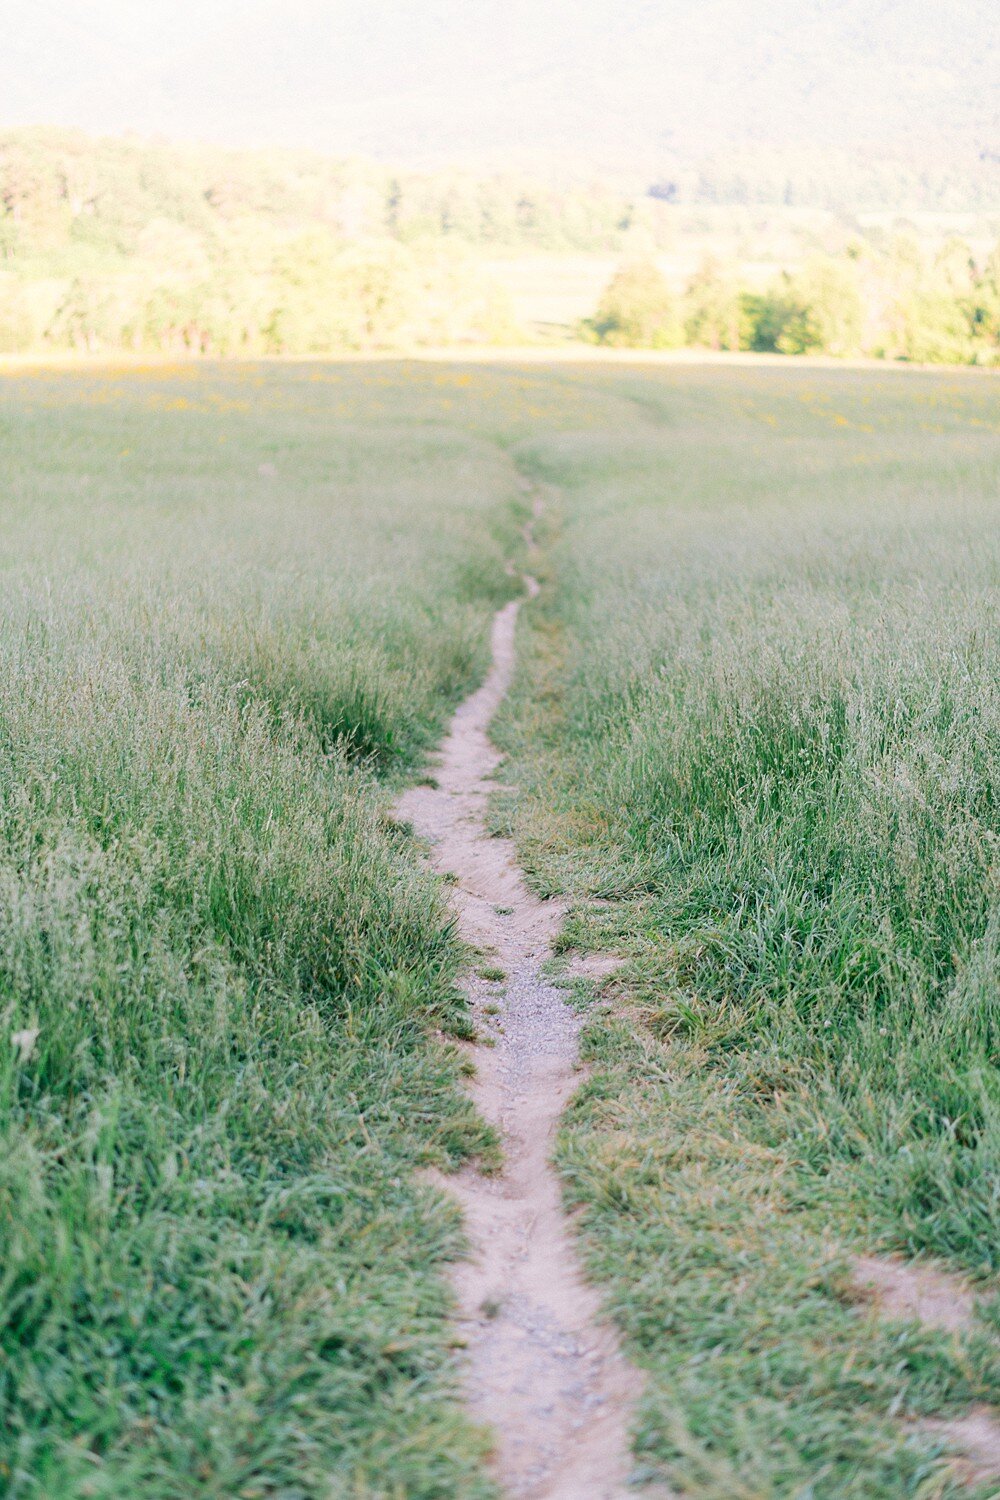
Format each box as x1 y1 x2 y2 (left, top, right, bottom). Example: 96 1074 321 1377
1 128 999 362
590 241 1000 364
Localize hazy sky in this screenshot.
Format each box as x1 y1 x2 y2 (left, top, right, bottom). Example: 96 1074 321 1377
4 0 998 166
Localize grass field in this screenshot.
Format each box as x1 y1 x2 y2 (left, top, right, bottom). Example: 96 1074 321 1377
494 363 1000 1494
0 362 528 1498
2 356 999 1497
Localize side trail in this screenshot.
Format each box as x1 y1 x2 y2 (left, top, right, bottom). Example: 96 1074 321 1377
396 511 646 1498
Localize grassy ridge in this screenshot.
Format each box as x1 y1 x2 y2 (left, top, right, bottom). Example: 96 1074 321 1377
0 363 523 1498
495 364 1000 1494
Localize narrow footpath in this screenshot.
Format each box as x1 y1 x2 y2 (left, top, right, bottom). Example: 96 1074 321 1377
396 515 646 1498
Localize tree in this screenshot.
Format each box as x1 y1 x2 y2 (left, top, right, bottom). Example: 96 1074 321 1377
777 258 864 356
590 261 681 348
46 277 129 352
741 286 799 352
0 276 33 351
969 243 1000 361
684 258 747 350
895 288 975 363
742 259 863 356
880 237 977 364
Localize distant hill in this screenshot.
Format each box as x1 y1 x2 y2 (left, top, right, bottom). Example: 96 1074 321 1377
4 1 999 206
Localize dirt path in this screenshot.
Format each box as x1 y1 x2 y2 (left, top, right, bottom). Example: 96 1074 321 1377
396 533 646 1497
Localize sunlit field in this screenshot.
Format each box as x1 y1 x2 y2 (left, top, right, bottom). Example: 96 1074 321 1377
2 356 1000 1497
0 362 527 1498
495 362 1000 1494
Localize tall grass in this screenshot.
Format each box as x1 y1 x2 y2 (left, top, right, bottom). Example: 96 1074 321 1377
0 362 522 1498
497 364 1000 1494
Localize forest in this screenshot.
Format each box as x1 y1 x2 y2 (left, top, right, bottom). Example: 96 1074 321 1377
1 128 999 362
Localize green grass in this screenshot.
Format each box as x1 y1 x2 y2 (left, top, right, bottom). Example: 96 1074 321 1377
6 355 1000 1497
0 360 530 1499
494 363 1000 1495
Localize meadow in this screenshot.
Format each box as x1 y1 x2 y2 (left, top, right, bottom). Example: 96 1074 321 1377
2 355 1000 1498
0 362 527 1498
495 362 1000 1494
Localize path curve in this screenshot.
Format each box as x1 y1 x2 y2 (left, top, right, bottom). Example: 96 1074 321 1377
396 517 645 1498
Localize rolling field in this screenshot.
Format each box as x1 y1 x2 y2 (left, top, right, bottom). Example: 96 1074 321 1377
2 356 1000 1497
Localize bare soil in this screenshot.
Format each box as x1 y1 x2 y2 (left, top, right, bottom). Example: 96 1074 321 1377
853 1254 1000 1482
852 1254 978 1335
562 952 624 982
926 1408 1000 1488
396 576 647 1497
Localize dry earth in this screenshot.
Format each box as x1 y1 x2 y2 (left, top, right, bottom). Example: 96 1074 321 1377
396 542 648 1497
853 1255 1000 1485
853 1255 980 1336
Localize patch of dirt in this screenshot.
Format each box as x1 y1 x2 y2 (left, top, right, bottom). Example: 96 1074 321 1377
563 952 623 982
926 1407 1000 1486
852 1253 977 1335
396 532 651 1496
854 1255 1000 1483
